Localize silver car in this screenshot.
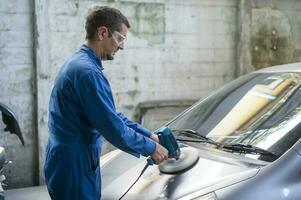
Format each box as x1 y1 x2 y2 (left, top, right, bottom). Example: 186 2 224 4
101 62 301 200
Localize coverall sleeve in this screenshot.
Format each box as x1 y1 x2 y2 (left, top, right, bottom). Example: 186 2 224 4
77 71 156 157
116 112 152 137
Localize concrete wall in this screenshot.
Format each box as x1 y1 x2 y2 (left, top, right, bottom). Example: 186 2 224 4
0 0 39 187
251 0 301 69
36 0 238 185
0 0 300 188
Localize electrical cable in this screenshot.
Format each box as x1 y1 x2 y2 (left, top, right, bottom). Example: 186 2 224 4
118 163 150 200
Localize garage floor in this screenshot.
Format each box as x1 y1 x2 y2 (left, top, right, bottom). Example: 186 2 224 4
5 185 50 200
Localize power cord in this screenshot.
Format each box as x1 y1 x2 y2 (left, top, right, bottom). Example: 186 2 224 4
118 163 150 200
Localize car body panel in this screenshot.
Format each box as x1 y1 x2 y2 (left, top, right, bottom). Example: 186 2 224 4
292 138 301 154
254 62 301 73
101 146 261 200
5 62 301 199
0 102 24 145
215 148 301 200
102 62 301 200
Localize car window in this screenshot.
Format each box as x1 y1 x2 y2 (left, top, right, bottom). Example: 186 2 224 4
169 72 301 162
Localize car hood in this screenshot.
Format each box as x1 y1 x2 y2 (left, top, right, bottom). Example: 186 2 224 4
101 146 262 200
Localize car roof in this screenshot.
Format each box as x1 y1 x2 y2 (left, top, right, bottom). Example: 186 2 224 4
253 62 301 73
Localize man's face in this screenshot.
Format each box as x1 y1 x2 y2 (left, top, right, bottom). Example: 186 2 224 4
102 24 128 60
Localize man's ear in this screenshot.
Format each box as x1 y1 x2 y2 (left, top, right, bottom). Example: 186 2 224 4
97 26 108 41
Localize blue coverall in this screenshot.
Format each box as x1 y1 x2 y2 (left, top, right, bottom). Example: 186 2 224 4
44 44 156 200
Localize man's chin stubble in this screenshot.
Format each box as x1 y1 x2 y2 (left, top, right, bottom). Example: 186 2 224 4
107 54 114 60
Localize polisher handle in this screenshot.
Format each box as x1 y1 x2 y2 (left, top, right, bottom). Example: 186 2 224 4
147 157 155 165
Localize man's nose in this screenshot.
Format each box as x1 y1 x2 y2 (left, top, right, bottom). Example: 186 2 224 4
118 44 124 50
118 42 124 50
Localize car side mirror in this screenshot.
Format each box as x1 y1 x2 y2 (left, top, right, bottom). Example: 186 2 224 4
0 103 24 145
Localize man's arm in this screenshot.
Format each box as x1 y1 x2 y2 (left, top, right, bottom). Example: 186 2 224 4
116 112 152 137
117 112 160 144
150 133 159 143
77 71 166 161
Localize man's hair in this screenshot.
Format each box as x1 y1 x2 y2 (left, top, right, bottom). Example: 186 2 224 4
85 6 130 40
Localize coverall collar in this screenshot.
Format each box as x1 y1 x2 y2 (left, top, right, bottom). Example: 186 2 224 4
80 44 104 70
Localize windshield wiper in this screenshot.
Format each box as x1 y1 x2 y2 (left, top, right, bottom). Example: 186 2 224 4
172 129 276 157
172 129 219 146
221 143 277 157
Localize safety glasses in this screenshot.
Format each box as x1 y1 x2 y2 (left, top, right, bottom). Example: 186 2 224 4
108 29 127 46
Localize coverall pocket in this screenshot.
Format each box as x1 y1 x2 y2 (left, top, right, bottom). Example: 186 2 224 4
84 146 100 173
82 164 101 200
81 147 101 199
44 144 77 199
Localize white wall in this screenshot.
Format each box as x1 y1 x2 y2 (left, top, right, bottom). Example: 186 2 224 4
40 0 238 185
0 0 38 187
1 0 239 187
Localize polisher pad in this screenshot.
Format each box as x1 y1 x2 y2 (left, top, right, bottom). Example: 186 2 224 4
158 146 199 174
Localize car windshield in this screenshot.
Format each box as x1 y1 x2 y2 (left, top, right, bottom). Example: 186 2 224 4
169 72 301 162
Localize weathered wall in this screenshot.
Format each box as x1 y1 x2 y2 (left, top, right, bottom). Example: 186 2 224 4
45 0 237 185
251 0 301 69
0 0 39 187
37 0 238 184
1 0 300 188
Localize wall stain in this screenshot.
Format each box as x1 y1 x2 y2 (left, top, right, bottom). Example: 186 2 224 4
251 7 299 69
123 105 134 110
104 2 165 44
127 89 140 99
130 2 165 44
39 73 50 80
132 64 138 72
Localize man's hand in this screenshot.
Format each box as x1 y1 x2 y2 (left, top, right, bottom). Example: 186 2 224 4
150 133 159 143
151 143 168 165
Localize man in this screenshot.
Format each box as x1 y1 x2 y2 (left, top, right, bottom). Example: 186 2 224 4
44 6 168 200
